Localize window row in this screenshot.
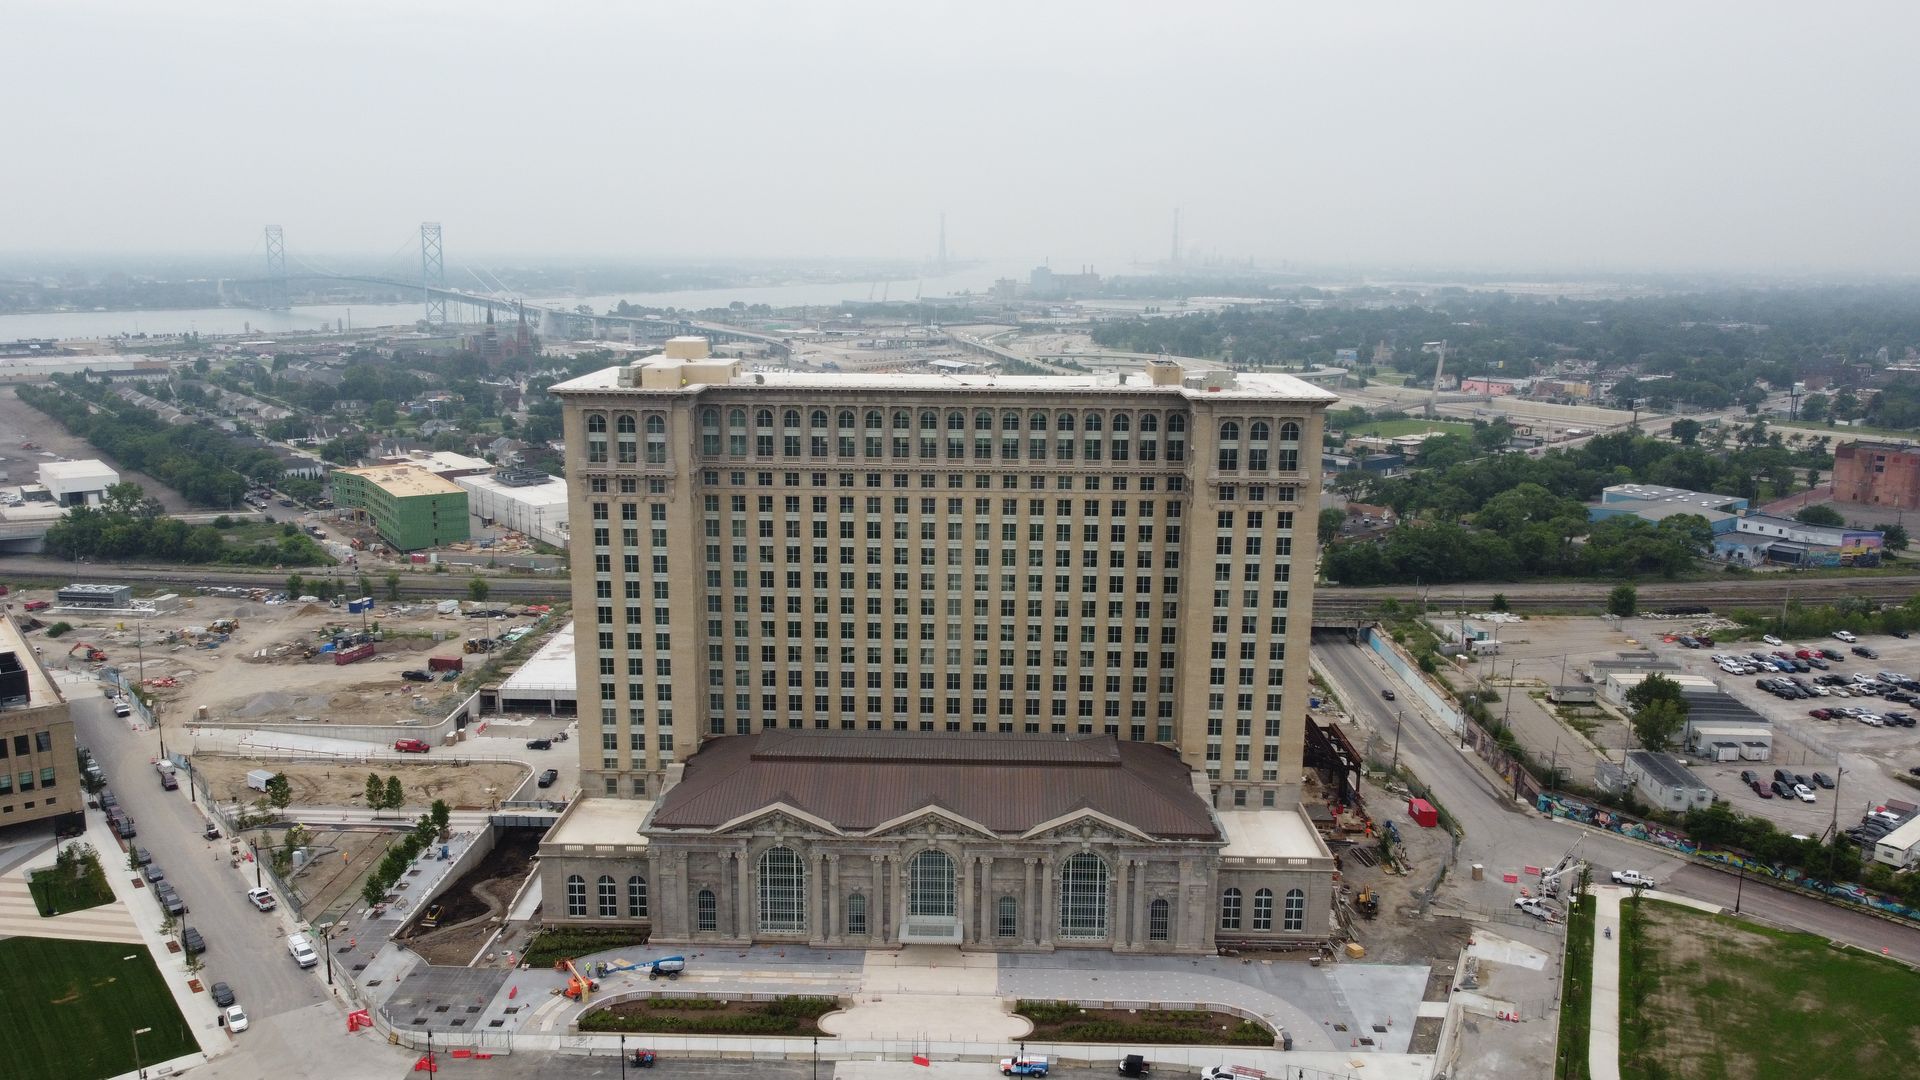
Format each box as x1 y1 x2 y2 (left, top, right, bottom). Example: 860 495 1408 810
564 874 650 919
1218 886 1306 932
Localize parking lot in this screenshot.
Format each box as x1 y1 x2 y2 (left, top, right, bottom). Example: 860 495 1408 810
1636 624 1920 832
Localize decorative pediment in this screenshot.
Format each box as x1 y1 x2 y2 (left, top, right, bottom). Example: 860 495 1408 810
707 801 844 838
860 804 999 841
1018 808 1154 845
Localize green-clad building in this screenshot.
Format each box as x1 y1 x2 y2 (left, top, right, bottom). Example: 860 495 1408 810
333 463 471 552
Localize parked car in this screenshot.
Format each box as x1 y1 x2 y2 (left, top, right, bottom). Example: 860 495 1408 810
537 768 559 788
1792 784 1817 803
400 670 433 683
132 846 152 866
1771 779 1793 798
526 738 553 750
393 738 431 753
1833 630 1858 643
1810 709 1832 720
1739 769 1758 784
223 1004 249 1033
182 927 206 954
154 884 185 916
1810 772 1835 789
1001 1058 1051 1077
1821 648 1846 661
1854 646 1880 659
210 981 237 1008
1763 635 1784 646
1894 629 1912 639
246 887 276 912
141 863 165 885
1752 780 1772 798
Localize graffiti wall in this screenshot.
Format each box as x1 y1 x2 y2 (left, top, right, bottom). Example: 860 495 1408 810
1535 790 1920 925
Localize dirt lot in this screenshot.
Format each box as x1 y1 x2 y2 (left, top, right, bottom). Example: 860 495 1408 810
403 828 544 966
0 388 194 512
275 826 396 925
17 589 548 735
1332 773 1474 968
194 757 527 810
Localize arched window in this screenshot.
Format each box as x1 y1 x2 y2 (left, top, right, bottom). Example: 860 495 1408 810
754 408 774 430
1168 413 1186 433
864 410 883 430
1002 412 1021 432
975 411 994 431
699 409 720 455
616 415 636 434
628 875 648 917
846 892 868 935
645 415 664 434
696 888 717 932
1220 887 1242 930
757 846 807 932
1220 420 1240 442
1085 413 1104 433
587 415 607 434
997 895 1019 938
948 410 968 431
782 408 800 429
699 408 719 431
727 408 747 429
598 875 618 917
586 414 609 464
565 874 586 917
1284 888 1306 932
1253 888 1273 931
908 849 956 917
1148 897 1170 941
1278 421 1301 443
921 410 939 431
1249 420 1269 442
1030 412 1049 432
1059 413 1077 433
810 410 828 430
838 410 856 430
893 410 913 430
1141 413 1159 433
1113 413 1131 433
1058 852 1109 939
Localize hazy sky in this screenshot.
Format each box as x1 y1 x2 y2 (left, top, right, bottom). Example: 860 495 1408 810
7 1 1918 272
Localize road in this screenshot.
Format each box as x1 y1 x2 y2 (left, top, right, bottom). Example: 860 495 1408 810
73 691 336 1022
1313 634 1920 966
5 553 1918 611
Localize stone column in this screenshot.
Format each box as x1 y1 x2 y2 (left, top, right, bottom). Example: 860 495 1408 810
870 854 886 942
1113 856 1130 949
893 853 908 941
1039 858 1054 948
735 848 752 941
827 854 841 944
1021 857 1036 946
813 850 829 945
1133 858 1151 948
959 851 974 945
977 855 992 941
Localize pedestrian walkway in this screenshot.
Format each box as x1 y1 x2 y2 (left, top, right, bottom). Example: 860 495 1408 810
821 947 1025 1042
1589 885 1726 1080
0 824 143 944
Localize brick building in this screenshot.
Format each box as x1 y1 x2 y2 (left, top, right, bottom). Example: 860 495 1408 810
1832 441 1920 510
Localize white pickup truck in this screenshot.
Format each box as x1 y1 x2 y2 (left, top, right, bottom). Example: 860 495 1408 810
1610 869 1658 889
286 933 319 968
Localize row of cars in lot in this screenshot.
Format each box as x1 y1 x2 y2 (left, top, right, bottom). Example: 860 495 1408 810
1738 767 1834 803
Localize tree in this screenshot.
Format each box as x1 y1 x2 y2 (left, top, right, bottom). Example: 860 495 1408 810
1794 504 1844 527
383 775 405 814
1800 393 1828 422
357 573 374 599
264 773 293 811
287 573 305 599
1625 672 1686 714
430 799 452 839
468 576 490 603
385 572 402 601
1318 508 1347 542
1631 698 1689 753
364 772 385 817
1607 584 1638 617
1490 593 1508 612
1669 418 1701 446
362 876 386 909
1877 523 1909 552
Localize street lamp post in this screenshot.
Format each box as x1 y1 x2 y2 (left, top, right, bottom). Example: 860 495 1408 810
132 1025 152 1079
1734 858 1746 914
250 840 261 888
1391 711 1402 774
621 1034 627 1080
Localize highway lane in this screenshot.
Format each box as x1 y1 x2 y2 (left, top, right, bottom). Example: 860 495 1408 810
1315 633 1920 961
73 692 336 1022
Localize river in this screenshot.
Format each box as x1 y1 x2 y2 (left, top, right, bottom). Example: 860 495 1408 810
0 261 1033 342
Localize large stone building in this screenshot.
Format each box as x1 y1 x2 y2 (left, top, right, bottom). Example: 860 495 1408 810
536 338 1339 953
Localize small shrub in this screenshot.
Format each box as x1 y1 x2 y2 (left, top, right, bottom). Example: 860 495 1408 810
45 622 71 639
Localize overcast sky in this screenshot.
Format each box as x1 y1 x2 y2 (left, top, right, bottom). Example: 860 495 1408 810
6 1 1917 273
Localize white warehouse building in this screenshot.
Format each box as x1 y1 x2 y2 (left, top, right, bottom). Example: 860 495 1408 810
456 468 570 549
38 459 120 507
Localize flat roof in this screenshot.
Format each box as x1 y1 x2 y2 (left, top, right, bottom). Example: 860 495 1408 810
336 463 465 498
552 358 1339 404
456 471 571 508
37 459 118 484
0 615 61 708
1627 750 1708 791
546 796 652 848
1216 808 1332 860
499 621 575 693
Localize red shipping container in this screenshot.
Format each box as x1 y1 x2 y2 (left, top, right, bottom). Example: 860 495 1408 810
428 656 463 672
1407 797 1439 828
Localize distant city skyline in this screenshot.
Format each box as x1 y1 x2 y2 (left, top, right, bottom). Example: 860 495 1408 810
9 1 1919 273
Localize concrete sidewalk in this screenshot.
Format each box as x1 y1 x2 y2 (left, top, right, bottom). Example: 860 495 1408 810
1589 885 1726 1080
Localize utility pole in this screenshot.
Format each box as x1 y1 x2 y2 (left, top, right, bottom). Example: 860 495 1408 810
1391 711 1402 773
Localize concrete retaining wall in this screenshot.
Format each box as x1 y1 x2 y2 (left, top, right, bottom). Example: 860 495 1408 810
1365 629 1464 735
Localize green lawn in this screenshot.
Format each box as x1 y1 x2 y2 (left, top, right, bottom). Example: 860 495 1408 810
1618 898 1920 1080
1345 418 1474 438
0 937 198 1080
26 846 114 917
1553 895 1596 1080
1769 417 1919 440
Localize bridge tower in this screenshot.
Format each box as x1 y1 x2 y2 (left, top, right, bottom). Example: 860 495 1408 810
420 222 446 325
263 225 289 310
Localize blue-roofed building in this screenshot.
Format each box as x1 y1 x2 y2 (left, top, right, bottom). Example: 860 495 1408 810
1587 483 1747 532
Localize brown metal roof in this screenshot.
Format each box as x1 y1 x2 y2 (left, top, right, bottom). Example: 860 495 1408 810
651 731 1219 841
